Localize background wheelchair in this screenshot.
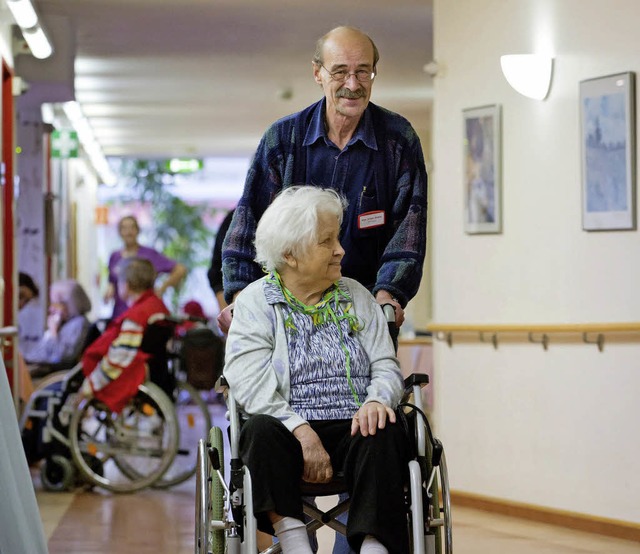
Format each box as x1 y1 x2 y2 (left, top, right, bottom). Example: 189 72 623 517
20 313 223 493
195 305 452 554
20 364 179 493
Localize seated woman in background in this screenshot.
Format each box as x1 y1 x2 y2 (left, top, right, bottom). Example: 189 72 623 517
224 186 409 554
25 279 92 374
18 272 43 360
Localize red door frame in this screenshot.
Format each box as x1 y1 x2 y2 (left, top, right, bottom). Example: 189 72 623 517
2 60 15 328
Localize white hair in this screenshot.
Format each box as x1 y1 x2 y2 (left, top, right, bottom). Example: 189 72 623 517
255 186 347 272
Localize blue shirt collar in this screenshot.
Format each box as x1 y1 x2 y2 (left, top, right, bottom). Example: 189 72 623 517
303 98 378 151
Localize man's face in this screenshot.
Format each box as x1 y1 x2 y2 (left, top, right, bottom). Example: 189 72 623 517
313 30 375 121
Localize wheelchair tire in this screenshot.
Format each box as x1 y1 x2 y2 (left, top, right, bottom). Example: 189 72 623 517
424 449 452 554
209 426 226 554
153 380 212 488
69 381 179 493
41 455 76 492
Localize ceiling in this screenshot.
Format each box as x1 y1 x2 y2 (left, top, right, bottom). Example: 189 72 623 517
32 0 433 161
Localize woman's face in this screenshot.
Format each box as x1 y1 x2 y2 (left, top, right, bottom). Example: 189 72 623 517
119 218 140 247
290 211 345 289
18 285 35 309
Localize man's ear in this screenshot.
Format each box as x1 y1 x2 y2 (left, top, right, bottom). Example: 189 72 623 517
312 62 323 86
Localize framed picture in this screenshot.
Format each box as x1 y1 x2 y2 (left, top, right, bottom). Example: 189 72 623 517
463 105 502 234
580 72 636 231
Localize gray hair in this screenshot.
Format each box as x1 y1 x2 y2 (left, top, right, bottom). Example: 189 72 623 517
255 186 347 272
118 257 157 292
312 26 380 68
49 279 92 317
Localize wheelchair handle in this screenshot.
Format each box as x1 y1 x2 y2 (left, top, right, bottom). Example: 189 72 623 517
381 303 399 352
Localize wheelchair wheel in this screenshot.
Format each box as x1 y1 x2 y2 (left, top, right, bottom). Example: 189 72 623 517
153 380 212 488
424 450 452 554
40 454 76 492
69 381 179 493
208 426 225 554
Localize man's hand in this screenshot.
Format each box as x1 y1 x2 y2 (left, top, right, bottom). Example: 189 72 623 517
216 303 234 335
375 290 404 327
350 401 396 437
293 424 333 483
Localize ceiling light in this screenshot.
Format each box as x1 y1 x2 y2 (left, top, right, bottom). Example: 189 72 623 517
8 0 54 60
22 25 53 59
6 0 38 29
500 54 554 100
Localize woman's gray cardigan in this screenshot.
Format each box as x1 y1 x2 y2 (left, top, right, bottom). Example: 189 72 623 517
223 276 404 432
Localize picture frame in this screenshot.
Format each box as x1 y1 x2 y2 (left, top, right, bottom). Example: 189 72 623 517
463 105 502 234
580 72 636 231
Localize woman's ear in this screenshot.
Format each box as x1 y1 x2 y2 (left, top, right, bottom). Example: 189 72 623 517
283 253 298 268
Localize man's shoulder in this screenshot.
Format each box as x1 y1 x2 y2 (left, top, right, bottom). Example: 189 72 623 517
265 100 322 135
368 102 417 138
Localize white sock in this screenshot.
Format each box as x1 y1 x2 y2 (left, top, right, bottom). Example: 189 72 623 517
272 517 313 554
360 534 389 554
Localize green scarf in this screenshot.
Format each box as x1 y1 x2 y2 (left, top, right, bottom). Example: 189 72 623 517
267 271 363 405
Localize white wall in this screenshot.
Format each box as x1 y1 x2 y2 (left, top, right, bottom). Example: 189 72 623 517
432 0 640 523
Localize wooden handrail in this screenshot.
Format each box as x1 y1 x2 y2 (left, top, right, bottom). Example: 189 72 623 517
426 322 640 351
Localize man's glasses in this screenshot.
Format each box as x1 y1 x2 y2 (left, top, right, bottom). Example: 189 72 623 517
320 64 376 83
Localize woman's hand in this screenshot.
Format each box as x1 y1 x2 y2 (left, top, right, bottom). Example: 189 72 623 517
350 401 396 437
293 424 333 483
103 283 115 303
46 312 63 336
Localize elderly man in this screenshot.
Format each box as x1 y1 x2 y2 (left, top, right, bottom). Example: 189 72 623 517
221 25 427 329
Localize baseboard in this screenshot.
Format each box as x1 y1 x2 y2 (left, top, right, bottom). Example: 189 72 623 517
451 490 640 542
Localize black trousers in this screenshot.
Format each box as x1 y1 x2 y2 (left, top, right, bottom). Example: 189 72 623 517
239 414 410 553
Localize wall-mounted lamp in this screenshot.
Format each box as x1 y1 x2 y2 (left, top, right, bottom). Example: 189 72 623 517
500 54 554 100
7 0 53 59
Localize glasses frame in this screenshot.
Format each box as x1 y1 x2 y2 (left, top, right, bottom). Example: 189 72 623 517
319 64 376 83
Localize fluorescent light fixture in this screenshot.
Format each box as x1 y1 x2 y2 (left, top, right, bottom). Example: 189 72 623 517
7 0 38 29
500 54 554 100
22 25 53 59
61 101 117 186
8 0 54 60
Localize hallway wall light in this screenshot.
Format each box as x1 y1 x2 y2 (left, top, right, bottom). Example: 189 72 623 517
8 0 54 59
500 54 554 100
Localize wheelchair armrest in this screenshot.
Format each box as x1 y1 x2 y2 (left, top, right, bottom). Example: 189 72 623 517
215 375 229 392
403 372 429 392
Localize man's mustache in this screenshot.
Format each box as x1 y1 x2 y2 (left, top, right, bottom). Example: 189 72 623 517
336 88 365 99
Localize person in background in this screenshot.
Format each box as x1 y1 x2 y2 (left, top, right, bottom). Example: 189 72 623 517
224 186 409 554
25 279 92 373
17 272 42 360
207 209 235 311
175 300 209 337
220 25 428 332
105 215 187 320
80 257 170 412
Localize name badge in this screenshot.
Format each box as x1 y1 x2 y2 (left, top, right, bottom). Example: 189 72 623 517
358 210 386 230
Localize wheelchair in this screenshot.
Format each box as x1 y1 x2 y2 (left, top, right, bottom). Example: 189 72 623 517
195 306 452 554
19 313 220 492
19 364 179 493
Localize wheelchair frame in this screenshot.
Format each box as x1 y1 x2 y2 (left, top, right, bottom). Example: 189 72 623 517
20 365 180 493
195 372 452 554
20 313 220 493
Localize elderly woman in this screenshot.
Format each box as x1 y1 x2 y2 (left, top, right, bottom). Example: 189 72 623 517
224 186 409 554
26 279 92 371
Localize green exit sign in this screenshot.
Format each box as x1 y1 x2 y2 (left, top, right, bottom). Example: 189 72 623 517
51 130 79 158
166 158 203 173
